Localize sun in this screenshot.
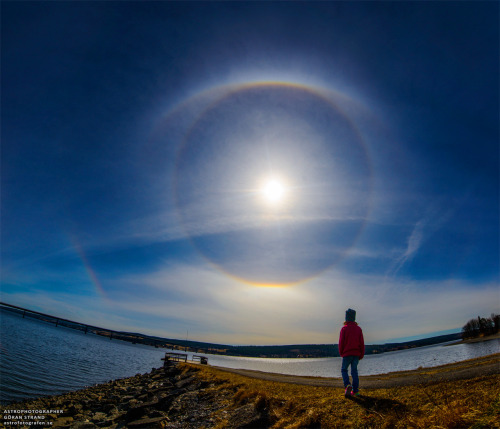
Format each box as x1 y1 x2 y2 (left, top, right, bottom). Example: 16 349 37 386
260 177 287 205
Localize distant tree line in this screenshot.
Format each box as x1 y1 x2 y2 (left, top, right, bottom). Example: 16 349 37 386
461 314 500 340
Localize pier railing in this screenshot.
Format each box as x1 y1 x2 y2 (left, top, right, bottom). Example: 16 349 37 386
161 352 208 366
162 352 188 365
192 355 208 365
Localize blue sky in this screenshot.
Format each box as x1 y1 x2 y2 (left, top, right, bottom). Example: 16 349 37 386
1 2 498 345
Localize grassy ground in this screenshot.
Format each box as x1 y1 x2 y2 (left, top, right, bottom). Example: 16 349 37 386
185 363 500 428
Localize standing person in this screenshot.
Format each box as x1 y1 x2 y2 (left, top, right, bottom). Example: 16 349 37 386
339 308 365 397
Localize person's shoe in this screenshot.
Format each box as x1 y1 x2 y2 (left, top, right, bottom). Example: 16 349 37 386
351 390 360 397
344 385 352 397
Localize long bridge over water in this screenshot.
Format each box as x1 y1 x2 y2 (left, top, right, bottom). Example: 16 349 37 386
0 301 152 341
0 301 196 350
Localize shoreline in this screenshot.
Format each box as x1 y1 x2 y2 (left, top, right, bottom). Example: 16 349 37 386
445 331 500 346
1 353 498 428
212 352 500 388
2 351 499 405
4 304 494 359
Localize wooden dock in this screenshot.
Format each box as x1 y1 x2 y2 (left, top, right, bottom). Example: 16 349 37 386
192 354 208 365
161 352 208 367
162 352 188 364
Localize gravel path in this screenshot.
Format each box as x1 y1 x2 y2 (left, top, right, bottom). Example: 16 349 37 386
212 353 500 389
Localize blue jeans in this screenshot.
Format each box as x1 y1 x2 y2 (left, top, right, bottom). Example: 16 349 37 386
341 356 359 392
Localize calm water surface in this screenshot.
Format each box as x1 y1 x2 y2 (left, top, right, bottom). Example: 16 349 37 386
1 310 498 403
1 310 167 403
205 340 499 377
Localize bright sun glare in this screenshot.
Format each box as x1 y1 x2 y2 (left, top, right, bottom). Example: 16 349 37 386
260 178 287 205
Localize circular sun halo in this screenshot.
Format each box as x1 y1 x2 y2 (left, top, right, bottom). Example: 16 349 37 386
261 179 286 205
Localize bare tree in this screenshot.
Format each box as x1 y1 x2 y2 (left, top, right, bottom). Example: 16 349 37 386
462 314 499 339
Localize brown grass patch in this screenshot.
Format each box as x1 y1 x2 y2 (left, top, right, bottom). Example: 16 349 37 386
188 363 500 428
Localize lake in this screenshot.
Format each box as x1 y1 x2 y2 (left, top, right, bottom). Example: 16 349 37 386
1 309 498 404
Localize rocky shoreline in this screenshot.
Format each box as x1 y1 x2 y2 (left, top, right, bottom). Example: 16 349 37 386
2 353 498 429
0 364 269 429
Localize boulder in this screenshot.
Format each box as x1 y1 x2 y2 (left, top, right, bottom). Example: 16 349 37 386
69 422 98 429
125 398 160 421
127 416 168 428
226 403 272 428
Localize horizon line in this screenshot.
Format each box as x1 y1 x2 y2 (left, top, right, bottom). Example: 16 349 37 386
1 301 461 348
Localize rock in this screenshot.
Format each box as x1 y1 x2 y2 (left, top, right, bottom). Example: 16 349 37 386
125 398 160 420
118 395 135 403
226 404 272 428
146 386 172 399
90 411 107 423
1 363 238 429
151 372 164 381
65 404 82 416
70 422 98 429
101 403 117 414
52 416 74 427
94 419 117 428
175 375 195 389
147 410 165 419
157 393 176 411
162 380 175 388
127 416 167 428
126 398 139 408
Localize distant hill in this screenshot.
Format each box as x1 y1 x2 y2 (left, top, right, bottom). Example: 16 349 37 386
111 331 462 358
1 303 461 358
179 332 462 358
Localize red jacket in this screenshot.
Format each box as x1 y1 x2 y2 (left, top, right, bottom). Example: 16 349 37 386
339 322 365 359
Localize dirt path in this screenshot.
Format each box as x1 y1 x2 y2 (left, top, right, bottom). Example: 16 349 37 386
212 353 499 389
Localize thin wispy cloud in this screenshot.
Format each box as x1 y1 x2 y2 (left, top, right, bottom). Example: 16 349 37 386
387 219 425 277
386 199 463 279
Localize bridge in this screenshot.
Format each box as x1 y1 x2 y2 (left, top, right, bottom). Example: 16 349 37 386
0 301 159 344
0 302 221 354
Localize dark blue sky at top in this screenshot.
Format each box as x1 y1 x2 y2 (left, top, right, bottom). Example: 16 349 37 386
1 1 498 343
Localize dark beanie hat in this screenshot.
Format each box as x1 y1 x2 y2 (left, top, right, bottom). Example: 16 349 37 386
346 308 356 322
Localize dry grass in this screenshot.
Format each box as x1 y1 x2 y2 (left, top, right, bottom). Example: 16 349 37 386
184 363 500 428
